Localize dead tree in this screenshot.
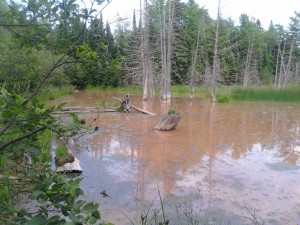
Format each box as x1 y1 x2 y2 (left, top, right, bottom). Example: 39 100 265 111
211 0 221 102
189 26 201 100
243 36 254 88
284 36 295 88
141 0 154 101
160 0 175 100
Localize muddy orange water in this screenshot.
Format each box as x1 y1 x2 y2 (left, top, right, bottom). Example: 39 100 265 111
52 90 300 225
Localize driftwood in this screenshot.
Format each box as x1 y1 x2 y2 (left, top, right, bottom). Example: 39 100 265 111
112 96 156 116
155 113 181 131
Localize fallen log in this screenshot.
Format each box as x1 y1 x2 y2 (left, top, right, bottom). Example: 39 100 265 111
52 108 118 114
155 112 181 131
112 96 156 116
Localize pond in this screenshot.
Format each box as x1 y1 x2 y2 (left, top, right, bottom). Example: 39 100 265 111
52 90 300 225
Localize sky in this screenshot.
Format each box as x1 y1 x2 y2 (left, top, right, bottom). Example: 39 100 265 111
101 0 298 30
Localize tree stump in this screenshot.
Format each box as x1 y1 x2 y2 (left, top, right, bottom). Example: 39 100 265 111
120 94 131 112
155 112 181 131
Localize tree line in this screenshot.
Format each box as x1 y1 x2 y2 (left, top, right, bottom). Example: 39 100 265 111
1 0 299 100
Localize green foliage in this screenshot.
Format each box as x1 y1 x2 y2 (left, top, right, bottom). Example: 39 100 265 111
55 144 68 161
171 85 209 97
37 85 75 101
216 94 230 103
168 107 180 116
0 87 106 224
231 86 300 102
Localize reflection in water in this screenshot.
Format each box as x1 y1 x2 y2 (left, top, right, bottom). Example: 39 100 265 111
52 91 300 224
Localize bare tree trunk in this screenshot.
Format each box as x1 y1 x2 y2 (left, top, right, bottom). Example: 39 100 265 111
211 0 221 102
284 36 294 88
161 0 174 100
274 39 281 88
278 40 286 89
189 26 201 100
243 36 254 88
296 62 300 83
141 0 153 101
160 0 166 97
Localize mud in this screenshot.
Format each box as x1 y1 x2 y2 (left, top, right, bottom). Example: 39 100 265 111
51 91 300 225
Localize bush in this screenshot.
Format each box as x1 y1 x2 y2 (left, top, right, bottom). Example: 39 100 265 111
217 95 230 103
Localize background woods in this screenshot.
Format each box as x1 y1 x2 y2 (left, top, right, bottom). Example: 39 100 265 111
1 0 298 95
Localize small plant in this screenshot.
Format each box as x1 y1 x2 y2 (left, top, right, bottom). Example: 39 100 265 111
217 94 230 103
55 144 69 166
168 108 180 115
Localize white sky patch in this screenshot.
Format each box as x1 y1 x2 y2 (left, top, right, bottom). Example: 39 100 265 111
101 0 298 30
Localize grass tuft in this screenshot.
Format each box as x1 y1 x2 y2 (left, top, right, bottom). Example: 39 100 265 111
55 144 69 162
217 94 230 103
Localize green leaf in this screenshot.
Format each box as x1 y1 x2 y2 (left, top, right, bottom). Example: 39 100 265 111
91 51 97 58
26 215 47 225
1 88 8 97
70 112 79 124
31 190 44 198
17 209 27 218
92 210 101 219
68 212 81 223
82 202 97 212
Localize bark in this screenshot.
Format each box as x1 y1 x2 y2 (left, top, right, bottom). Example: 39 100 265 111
112 96 156 115
278 40 286 89
189 26 201 100
296 62 300 83
211 0 221 102
243 36 254 88
120 94 131 112
155 113 180 131
274 39 281 87
161 0 174 100
284 36 294 88
53 107 118 114
141 0 153 101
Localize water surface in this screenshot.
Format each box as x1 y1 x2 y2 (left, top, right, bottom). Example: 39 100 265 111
53 91 300 225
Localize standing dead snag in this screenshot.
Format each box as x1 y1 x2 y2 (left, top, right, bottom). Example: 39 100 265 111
155 110 180 131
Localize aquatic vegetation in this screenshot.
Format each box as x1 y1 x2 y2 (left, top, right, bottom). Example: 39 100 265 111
231 85 300 102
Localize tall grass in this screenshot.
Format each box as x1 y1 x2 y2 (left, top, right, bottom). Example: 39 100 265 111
81 84 300 102
85 85 209 98
85 85 142 93
37 85 75 101
231 85 300 102
171 85 208 97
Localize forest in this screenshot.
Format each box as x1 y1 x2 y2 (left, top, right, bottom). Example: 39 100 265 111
1 0 300 100
0 0 299 224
